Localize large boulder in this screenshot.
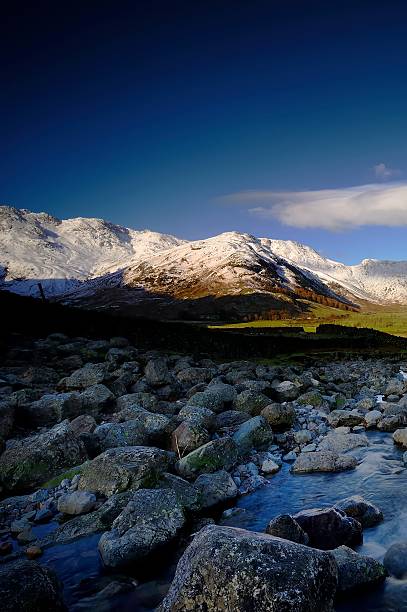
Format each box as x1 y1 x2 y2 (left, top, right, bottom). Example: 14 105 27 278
194 470 238 508
265 514 309 545
385 377 407 396
261 403 295 430
176 437 239 479
331 545 387 592
98 489 185 567
233 416 273 452
334 495 383 528
78 446 171 496
159 525 338 612
293 507 363 550
296 390 325 408
364 410 382 428
0 420 87 492
0 559 65 611
292 451 357 473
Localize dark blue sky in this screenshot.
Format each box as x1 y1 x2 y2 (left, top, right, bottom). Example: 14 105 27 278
2 1 407 263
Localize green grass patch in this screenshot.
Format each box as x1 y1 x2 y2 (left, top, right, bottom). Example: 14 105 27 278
210 302 407 337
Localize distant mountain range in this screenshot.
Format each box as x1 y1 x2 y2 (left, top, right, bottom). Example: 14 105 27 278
1 206 407 320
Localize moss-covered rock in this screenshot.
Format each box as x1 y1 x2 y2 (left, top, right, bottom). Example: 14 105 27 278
176 437 239 479
0 421 87 493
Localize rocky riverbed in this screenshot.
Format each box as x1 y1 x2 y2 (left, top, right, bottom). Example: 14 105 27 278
0 333 407 610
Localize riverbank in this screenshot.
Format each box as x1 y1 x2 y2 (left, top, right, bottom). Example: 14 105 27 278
0 331 407 610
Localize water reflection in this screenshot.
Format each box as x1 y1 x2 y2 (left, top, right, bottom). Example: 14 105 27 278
234 432 407 611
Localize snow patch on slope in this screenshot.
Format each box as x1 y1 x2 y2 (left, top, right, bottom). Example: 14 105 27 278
0 206 184 296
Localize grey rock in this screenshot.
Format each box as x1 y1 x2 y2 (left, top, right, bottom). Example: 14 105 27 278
99 489 185 568
80 384 114 414
383 542 407 578
69 414 97 436
331 545 387 591
0 402 14 438
23 392 83 427
265 514 309 544
57 491 96 515
292 451 357 473
233 391 271 415
176 367 216 386
261 403 295 430
273 380 301 401
214 410 250 432
393 428 407 448
159 525 338 612
171 421 210 455
0 560 65 611
328 410 364 428
233 415 273 452
62 363 108 389
78 446 171 496
319 432 369 453
94 420 149 450
144 358 171 387
176 437 239 479
0 420 87 493
334 495 383 527
293 507 363 550
194 470 238 508
156 473 201 512
177 405 214 429
188 384 237 413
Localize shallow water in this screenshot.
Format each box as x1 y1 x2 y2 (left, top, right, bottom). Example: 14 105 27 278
38 431 407 610
234 431 407 612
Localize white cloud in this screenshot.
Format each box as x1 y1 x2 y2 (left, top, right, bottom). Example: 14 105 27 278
220 182 407 230
373 163 401 180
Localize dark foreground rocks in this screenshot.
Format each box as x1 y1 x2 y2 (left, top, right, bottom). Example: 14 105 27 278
0 420 87 492
159 525 338 612
0 331 405 611
0 559 65 611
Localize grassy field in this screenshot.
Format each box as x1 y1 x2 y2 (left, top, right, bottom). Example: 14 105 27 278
210 301 407 337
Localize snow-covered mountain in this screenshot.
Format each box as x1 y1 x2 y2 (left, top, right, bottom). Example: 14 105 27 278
0 206 184 296
268 239 407 304
120 231 341 301
1 205 407 307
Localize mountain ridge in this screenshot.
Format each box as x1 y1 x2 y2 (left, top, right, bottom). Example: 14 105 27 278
1 205 407 307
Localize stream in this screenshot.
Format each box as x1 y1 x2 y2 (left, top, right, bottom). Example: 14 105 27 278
36 431 407 611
